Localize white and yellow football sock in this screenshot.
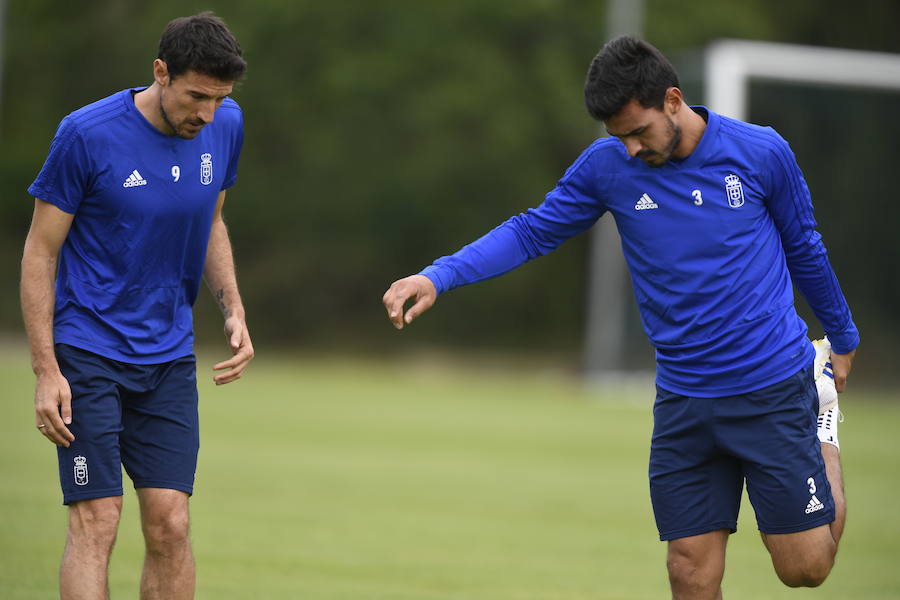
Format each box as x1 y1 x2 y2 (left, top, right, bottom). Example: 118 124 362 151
812 337 838 414
817 406 842 451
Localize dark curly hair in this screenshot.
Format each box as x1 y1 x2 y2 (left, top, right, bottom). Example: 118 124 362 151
158 12 246 82
584 35 679 122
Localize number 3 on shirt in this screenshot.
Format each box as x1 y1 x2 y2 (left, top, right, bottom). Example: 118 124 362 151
172 165 181 182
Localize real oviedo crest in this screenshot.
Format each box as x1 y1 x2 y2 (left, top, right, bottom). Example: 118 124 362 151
74 455 89 486
724 173 745 208
200 153 213 186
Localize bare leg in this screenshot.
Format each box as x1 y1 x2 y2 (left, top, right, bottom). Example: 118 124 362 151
822 443 847 545
667 529 729 600
761 443 846 587
137 488 194 600
60 496 123 600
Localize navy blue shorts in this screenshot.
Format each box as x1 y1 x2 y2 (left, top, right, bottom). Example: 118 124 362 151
649 367 834 541
55 343 199 505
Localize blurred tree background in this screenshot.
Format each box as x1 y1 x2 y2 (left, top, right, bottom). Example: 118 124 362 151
1 0 897 380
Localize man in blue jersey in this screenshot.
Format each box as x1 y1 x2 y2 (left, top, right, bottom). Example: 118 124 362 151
383 36 857 598
20 13 253 600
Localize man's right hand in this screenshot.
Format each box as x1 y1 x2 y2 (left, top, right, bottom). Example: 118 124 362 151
34 370 75 447
382 275 437 330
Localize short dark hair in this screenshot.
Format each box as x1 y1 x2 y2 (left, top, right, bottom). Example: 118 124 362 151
158 12 246 82
584 35 679 122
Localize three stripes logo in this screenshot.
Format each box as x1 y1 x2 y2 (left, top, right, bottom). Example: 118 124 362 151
634 193 658 210
805 495 824 514
123 170 148 188
822 361 834 381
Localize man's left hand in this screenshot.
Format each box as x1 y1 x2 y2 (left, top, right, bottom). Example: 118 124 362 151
213 316 254 385
830 348 856 393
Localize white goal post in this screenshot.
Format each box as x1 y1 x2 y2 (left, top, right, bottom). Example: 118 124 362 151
705 39 900 121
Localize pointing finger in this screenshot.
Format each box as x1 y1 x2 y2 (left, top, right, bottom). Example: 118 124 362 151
385 288 410 328
404 294 434 325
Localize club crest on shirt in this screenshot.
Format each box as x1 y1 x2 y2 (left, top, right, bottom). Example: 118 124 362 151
200 153 213 186
724 173 745 208
74 455 89 486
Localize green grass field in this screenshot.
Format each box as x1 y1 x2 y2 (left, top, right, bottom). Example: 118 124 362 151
2 347 898 599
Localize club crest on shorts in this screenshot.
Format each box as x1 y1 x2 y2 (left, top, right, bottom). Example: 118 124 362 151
724 173 745 208
74 456 89 486
200 153 213 186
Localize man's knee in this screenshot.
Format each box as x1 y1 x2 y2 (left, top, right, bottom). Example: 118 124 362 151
764 526 836 588
773 554 834 588
667 547 716 589
142 507 190 553
67 497 122 550
139 489 192 554
667 534 727 595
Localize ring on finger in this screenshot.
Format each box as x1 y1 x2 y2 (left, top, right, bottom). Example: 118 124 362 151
37 424 47 429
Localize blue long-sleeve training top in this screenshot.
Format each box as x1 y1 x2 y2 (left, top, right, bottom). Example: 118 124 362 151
420 107 859 397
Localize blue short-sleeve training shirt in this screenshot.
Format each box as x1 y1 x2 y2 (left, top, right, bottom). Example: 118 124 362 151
28 88 244 363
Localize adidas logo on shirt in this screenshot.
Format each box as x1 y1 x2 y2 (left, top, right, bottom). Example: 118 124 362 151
635 193 658 210
123 170 148 188
805 495 825 514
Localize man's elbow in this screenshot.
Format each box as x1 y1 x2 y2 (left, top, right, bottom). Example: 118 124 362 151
21 243 58 275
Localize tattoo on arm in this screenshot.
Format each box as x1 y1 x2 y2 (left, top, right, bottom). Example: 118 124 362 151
215 288 232 318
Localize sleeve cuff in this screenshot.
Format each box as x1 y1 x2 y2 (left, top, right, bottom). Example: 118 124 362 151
28 186 77 215
827 328 860 355
418 265 449 295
